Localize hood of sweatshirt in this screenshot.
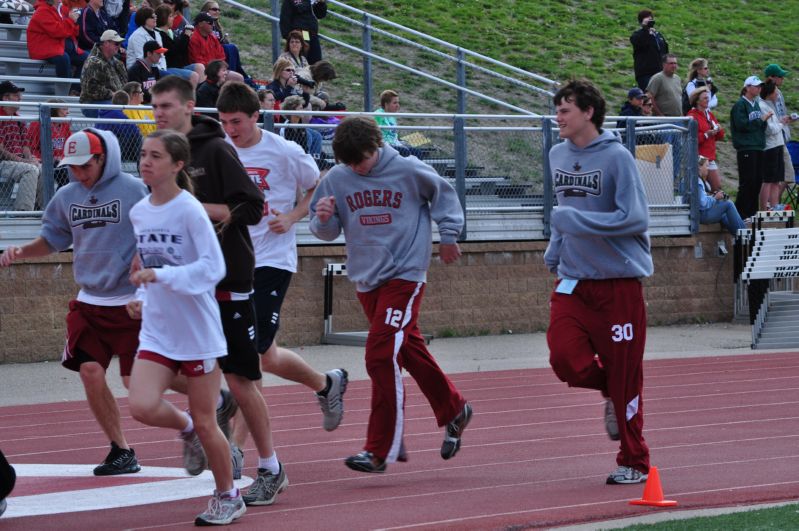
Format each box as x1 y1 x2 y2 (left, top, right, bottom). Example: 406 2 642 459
188 113 225 143
559 129 621 155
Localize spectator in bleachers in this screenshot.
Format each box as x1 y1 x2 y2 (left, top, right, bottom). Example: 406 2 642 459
124 0 160 47
730 75 771 220
199 1 248 80
266 57 300 103
0 81 42 211
96 90 143 161
27 98 72 187
126 6 199 86
683 58 718 113
156 4 202 80
280 94 323 166
618 87 645 123
764 64 798 184
687 86 724 192
759 81 787 211
280 0 326 65
126 39 163 102
27 0 88 89
195 59 228 113
309 98 339 140
374 89 422 158
646 54 681 117
697 156 745 236
187 12 223 66
121 81 156 136
257 88 277 123
641 96 653 116
278 30 310 77
103 0 129 37
163 0 187 35
77 0 115 50
79 29 128 117
630 9 668 91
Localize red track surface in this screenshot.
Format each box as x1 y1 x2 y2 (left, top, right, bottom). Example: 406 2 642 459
2 352 799 530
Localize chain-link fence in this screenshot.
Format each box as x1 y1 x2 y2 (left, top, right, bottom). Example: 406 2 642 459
0 102 697 240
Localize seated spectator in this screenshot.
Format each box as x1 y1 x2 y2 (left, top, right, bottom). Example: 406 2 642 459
257 88 277 123
266 57 300 104
77 0 115 50
163 0 187 35
195 59 229 114
0 82 42 211
121 81 156 136
103 0 130 38
697 156 745 236
96 90 143 161
616 87 645 130
156 4 204 81
126 6 199 86
27 99 72 187
641 95 653 116
200 0 250 80
373 89 422 158
124 0 161 46
27 0 88 91
278 30 310 77
79 29 128 117
280 94 323 164
309 99 339 140
188 12 244 84
126 39 163 102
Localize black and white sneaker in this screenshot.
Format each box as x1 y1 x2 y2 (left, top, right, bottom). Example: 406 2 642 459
604 398 620 441
606 465 648 484
345 451 386 473
317 368 348 431
441 402 472 460
93 442 141 476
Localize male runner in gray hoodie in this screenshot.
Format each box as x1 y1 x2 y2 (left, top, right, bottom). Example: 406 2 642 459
544 79 654 485
0 128 147 476
310 116 472 473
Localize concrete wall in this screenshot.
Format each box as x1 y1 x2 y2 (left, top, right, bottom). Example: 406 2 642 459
0 228 734 364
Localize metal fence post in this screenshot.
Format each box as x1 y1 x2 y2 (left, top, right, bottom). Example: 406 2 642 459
625 117 636 156
39 105 55 206
456 48 465 114
542 117 553 238
687 118 699 233
271 0 280 62
362 13 373 113
453 116 467 239
262 111 274 133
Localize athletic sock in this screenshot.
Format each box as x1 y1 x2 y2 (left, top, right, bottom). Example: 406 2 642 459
316 375 332 396
216 392 224 410
223 487 239 498
181 412 194 434
258 453 280 475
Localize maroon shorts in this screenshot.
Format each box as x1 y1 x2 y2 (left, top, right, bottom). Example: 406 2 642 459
137 350 217 377
62 300 140 376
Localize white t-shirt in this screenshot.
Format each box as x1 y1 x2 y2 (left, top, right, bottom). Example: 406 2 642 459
226 130 319 272
130 190 227 361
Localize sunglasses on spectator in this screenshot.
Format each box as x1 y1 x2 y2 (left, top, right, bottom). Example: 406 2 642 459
284 68 295 72
208 7 220 11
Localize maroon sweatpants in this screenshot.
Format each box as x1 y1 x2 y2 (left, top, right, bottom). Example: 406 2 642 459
357 279 465 463
547 278 650 474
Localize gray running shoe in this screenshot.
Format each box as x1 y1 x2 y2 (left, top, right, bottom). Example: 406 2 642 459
216 389 238 440
316 368 348 431
604 398 620 441
93 442 141 476
242 464 289 506
231 444 244 480
194 490 246 526
181 430 207 476
441 402 473 460
606 465 648 485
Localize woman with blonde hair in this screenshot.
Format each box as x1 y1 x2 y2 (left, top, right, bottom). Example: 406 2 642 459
684 57 718 112
266 57 300 103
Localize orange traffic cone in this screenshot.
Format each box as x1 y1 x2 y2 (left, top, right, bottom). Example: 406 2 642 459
629 466 677 507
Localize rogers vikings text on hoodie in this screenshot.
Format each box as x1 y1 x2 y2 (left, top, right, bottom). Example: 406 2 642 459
544 130 654 280
309 145 464 292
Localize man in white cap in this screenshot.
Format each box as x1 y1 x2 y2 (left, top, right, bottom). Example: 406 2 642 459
0 80 41 211
730 75 772 219
0 128 148 476
79 29 128 117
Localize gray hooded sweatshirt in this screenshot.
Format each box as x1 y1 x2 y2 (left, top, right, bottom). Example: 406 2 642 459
544 130 654 280
40 128 148 299
309 145 464 292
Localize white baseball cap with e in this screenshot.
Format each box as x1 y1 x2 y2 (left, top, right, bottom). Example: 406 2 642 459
59 130 104 166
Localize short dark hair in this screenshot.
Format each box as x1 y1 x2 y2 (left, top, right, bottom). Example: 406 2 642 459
309 61 336 83
135 7 155 27
257 89 275 103
284 30 308 54
217 82 260 115
662 53 677 65
155 4 172 27
206 59 227 83
111 90 130 105
151 75 195 103
332 116 383 165
553 79 606 131
761 80 778 99
637 9 653 23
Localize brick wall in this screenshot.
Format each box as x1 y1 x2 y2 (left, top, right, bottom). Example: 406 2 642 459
0 228 735 363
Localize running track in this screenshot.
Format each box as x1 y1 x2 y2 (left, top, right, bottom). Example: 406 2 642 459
2 352 799 530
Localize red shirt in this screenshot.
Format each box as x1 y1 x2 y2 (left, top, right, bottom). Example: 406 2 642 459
27 121 73 161
188 30 225 66
0 111 28 157
27 0 81 60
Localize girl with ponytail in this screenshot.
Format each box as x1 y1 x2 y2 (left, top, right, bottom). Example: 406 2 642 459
126 129 246 525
